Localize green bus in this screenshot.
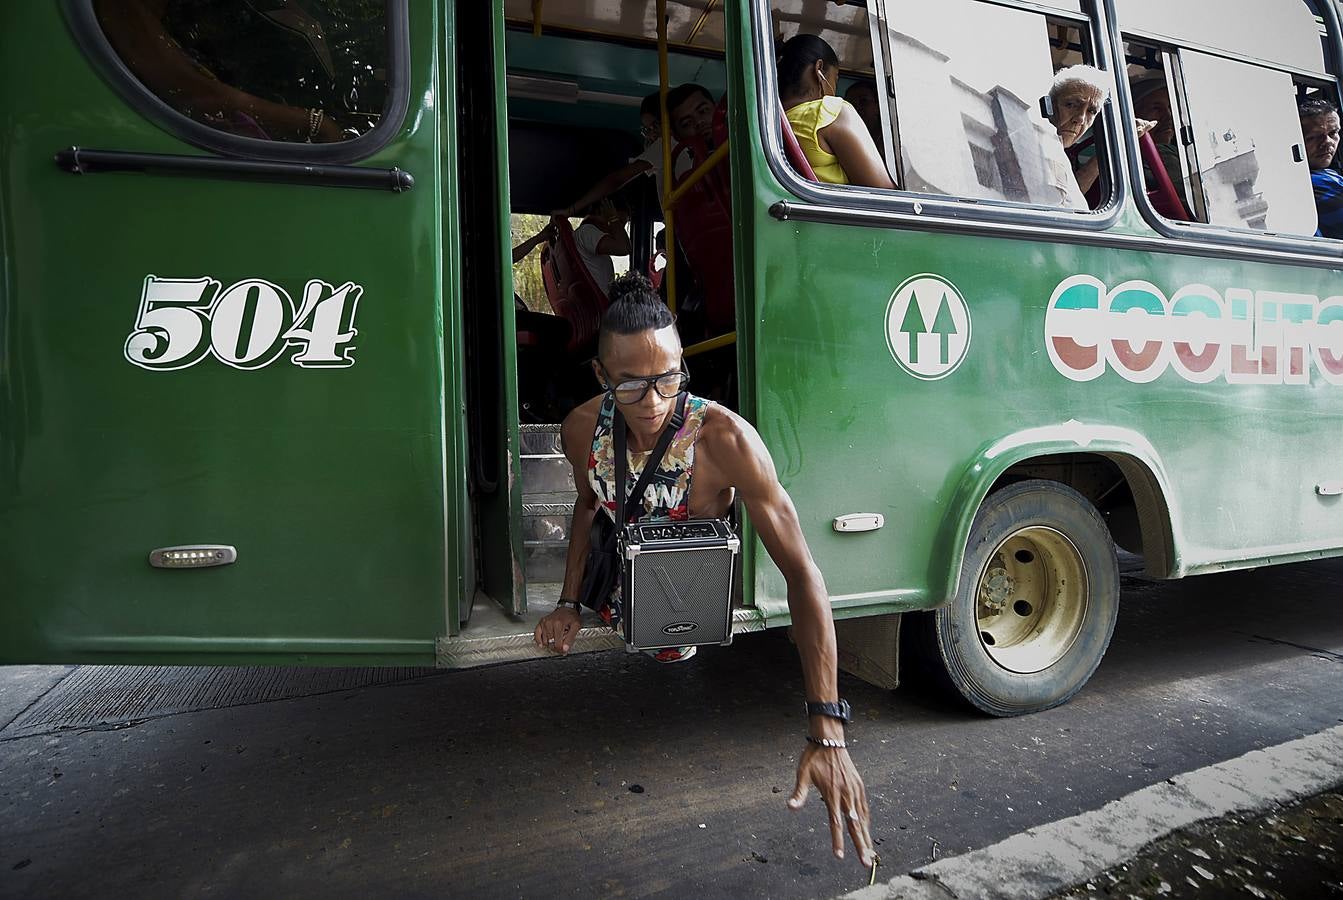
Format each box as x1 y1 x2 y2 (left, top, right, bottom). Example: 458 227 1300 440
4 0 1341 716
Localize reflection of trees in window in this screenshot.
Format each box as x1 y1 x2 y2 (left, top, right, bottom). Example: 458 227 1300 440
95 0 389 143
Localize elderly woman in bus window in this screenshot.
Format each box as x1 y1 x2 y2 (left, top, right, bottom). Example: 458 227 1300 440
778 34 894 189
1047 64 1154 208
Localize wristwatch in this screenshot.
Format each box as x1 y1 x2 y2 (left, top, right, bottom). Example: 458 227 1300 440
556 598 582 613
805 699 852 723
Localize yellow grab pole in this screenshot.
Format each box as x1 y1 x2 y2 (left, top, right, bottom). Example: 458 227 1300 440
683 331 737 359
531 0 542 37
657 0 676 313
665 141 729 209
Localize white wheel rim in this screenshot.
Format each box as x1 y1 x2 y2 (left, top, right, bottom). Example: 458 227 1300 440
973 525 1089 674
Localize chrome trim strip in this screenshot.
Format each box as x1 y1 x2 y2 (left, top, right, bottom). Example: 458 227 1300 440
978 0 1091 21
769 198 1343 268
1117 26 1335 80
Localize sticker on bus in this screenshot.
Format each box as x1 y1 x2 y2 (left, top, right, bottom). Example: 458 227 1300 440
884 274 972 380
124 275 363 371
1044 275 1343 386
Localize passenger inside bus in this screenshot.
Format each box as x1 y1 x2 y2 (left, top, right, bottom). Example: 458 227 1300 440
1049 65 1154 208
668 83 720 150
1131 75 1188 210
557 93 664 218
843 79 884 151
778 35 894 189
571 196 632 293
1298 97 1343 238
512 222 555 265
554 88 710 218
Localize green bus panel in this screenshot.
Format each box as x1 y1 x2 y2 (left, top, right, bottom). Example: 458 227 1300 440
0 4 460 665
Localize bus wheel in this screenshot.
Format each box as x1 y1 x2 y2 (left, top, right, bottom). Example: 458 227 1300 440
922 479 1119 716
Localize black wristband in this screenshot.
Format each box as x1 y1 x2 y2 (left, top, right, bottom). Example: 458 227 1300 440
556 599 582 612
805 699 852 723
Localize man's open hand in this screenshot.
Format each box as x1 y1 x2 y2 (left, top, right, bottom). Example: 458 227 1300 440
788 745 874 868
533 607 581 654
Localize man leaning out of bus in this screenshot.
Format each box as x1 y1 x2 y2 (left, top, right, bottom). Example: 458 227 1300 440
532 272 875 870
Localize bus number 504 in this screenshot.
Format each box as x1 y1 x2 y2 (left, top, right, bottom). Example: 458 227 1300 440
123 275 364 371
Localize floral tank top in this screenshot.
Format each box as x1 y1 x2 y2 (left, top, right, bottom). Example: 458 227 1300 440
587 393 712 526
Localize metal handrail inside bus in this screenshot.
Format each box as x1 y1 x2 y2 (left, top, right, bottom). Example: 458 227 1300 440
684 330 737 358
656 0 735 356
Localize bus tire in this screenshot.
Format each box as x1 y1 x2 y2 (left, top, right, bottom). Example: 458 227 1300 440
918 479 1119 716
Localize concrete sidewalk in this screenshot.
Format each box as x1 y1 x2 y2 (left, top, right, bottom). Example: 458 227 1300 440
843 724 1343 900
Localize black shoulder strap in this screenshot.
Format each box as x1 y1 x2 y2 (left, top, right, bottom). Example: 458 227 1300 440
615 392 688 527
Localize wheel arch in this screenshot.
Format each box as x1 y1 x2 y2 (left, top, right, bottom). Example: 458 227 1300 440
928 421 1183 606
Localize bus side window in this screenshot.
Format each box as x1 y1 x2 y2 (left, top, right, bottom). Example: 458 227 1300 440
91 0 390 145
1125 46 1194 221
874 0 1110 212
1115 0 1332 238
1172 53 1317 235
1297 85 1343 239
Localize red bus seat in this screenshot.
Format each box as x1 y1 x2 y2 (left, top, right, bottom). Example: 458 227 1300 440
1139 131 1191 222
540 217 610 356
670 138 735 335
1066 131 1190 220
780 105 818 182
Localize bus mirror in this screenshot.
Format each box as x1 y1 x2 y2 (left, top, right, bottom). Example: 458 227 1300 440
1039 95 1054 120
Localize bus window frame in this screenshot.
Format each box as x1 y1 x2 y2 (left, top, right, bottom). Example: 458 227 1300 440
60 0 412 165
754 0 1127 233
1113 0 1343 255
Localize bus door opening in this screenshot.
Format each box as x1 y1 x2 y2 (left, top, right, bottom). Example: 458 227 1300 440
500 4 741 611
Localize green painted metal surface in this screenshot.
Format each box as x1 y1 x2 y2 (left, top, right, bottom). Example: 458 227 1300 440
5 1 1343 665
0 3 457 664
476 1 530 619
727 0 1343 625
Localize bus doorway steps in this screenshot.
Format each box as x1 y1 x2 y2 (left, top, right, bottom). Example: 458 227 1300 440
520 424 572 584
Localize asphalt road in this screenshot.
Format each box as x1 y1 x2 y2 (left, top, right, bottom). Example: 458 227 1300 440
3 558 1342 899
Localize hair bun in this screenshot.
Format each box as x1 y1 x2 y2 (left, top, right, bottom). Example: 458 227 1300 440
607 271 656 306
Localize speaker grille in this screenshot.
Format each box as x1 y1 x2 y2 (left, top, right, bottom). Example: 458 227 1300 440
627 547 734 649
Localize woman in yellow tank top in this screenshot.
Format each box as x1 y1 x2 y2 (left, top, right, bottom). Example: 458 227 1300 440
779 35 894 190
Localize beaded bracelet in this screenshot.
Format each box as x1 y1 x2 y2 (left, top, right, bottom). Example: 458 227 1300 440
805 735 847 749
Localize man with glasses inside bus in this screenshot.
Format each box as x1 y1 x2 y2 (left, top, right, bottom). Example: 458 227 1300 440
533 272 876 870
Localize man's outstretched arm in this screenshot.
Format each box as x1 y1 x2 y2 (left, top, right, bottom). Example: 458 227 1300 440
706 413 875 868
553 160 653 218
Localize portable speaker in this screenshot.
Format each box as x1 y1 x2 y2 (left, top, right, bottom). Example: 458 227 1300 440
619 518 739 650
